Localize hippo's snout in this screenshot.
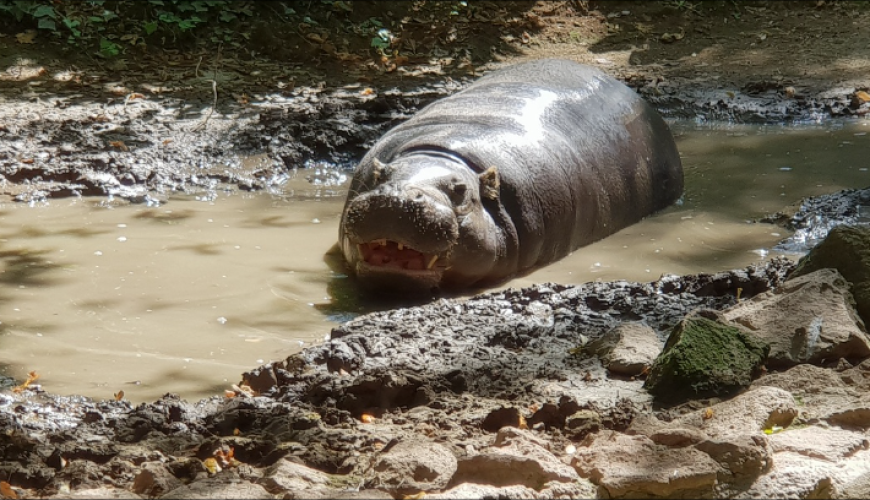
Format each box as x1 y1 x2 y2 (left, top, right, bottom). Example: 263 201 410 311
342 185 459 279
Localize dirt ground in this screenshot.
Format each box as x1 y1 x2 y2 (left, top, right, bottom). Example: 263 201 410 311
3 1 870 499
1 1 869 202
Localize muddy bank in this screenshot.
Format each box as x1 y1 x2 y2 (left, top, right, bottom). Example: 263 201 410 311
3 1 870 203
0 259 794 498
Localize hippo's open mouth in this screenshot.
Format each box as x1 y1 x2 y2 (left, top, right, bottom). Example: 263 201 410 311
356 239 444 272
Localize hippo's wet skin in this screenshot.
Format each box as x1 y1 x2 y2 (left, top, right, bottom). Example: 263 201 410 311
339 59 684 293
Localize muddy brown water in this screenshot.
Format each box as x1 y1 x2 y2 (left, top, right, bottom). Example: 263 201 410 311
1 120 869 403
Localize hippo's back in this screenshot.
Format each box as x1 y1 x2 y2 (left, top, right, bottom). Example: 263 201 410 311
359 59 683 273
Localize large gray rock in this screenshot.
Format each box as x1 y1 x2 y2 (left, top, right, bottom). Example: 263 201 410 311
370 439 457 496
790 224 870 327
671 386 797 438
571 430 721 499
723 268 870 366
742 452 838 499
586 322 663 376
158 477 274 499
768 426 869 462
450 427 582 489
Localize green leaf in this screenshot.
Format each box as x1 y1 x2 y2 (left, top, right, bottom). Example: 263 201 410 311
143 20 158 35
100 38 120 56
370 37 389 50
33 5 56 18
219 11 237 22
158 12 180 23
89 16 105 22
149 0 165 5
38 18 56 30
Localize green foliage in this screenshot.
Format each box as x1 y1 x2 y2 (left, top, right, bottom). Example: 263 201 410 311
0 0 257 55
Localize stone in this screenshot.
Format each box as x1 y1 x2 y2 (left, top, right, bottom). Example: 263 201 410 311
743 452 838 499
564 410 601 438
695 434 773 480
644 311 769 401
258 458 334 495
585 322 663 376
481 407 526 432
427 483 539 499
723 268 870 366
768 426 869 461
158 477 274 499
370 439 457 495
671 386 798 439
450 427 580 489
648 427 709 448
48 488 143 499
131 463 184 497
791 224 870 326
571 430 721 499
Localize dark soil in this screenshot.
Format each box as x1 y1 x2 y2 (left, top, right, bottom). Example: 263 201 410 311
1 1 869 202
2 259 793 498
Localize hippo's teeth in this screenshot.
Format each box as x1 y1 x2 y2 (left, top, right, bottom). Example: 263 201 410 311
427 255 439 270
376 239 387 246
398 243 403 251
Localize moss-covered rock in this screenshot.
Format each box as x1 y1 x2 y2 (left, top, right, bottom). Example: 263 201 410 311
791 225 870 327
644 311 769 402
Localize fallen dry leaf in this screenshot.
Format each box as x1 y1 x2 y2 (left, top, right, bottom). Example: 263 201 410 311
12 371 39 393
0 481 18 499
16 31 36 44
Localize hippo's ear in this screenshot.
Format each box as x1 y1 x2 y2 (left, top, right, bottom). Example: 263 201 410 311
479 166 500 201
372 158 388 182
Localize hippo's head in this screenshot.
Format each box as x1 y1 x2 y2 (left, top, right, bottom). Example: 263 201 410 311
340 152 506 294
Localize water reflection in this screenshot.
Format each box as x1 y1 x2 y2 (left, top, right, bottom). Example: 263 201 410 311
0 119 867 403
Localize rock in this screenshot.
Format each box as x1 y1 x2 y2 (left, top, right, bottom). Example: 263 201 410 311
722 268 870 366
791 224 870 327
258 458 335 495
571 430 721 499
671 386 798 438
131 463 184 497
48 488 143 499
427 483 539 499
644 311 769 401
370 439 457 496
481 407 526 432
742 452 838 499
648 427 709 448
564 409 601 439
586 322 663 376
824 405 870 430
768 426 869 461
695 434 773 480
450 427 581 489
158 477 274 499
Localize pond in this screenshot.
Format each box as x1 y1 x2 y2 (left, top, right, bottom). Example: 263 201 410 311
1 119 868 403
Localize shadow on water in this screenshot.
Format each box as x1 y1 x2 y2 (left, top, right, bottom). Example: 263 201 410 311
0 247 64 287
316 244 440 321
